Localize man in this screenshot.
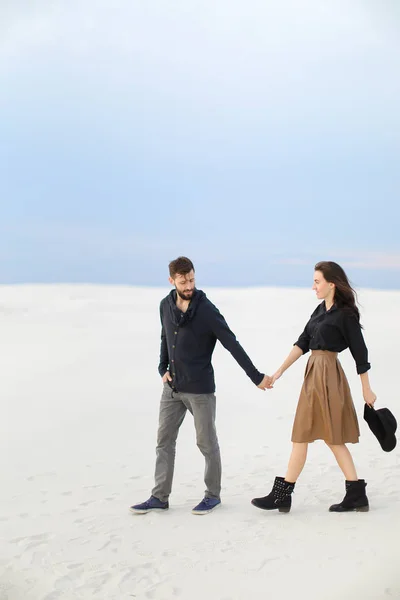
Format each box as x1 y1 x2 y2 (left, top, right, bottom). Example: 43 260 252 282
130 257 270 515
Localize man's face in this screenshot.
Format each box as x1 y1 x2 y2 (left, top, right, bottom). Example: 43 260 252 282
170 269 195 300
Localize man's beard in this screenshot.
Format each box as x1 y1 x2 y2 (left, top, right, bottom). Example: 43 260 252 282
176 288 194 301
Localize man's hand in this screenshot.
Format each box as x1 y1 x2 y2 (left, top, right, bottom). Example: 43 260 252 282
257 374 273 390
162 371 172 383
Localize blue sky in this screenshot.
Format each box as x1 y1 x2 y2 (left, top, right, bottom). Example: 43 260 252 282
1 0 399 288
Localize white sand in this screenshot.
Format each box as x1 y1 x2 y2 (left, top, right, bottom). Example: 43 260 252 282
0 284 399 600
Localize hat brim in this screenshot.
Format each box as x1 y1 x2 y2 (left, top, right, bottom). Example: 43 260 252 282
363 405 397 453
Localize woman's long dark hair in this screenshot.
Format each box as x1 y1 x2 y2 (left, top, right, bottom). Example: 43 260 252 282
315 261 361 322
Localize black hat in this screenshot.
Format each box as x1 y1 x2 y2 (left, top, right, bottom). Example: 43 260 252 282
363 404 397 452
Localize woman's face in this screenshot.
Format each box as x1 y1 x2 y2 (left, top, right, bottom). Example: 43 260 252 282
312 270 335 300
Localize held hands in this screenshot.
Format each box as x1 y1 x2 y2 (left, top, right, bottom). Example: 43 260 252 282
257 374 272 390
363 388 377 407
257 369 283 390
162 371 172 383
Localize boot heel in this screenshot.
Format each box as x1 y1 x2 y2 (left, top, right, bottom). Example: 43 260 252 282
329 480 369 513
251 477 295 512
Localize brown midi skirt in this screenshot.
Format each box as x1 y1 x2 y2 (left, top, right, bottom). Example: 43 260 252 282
291 350 360 445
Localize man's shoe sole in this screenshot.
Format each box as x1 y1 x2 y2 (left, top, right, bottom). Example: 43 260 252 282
129 507 169 514
191 503 221 515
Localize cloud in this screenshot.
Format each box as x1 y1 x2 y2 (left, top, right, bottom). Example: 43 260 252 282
276 251 400 271
0 220 223 263
1 0 399 114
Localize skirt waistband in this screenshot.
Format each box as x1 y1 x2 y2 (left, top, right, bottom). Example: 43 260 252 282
311 350 338 358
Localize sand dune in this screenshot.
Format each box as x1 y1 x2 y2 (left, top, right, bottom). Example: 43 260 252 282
0 285 399 600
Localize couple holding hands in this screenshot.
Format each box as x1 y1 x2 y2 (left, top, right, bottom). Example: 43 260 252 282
131 256 376 516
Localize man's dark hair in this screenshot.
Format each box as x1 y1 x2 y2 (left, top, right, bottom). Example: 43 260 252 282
169 256 195 279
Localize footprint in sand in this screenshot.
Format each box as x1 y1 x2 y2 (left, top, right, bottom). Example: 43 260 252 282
83 484 105 490
27 471 57 481
74 516 97 524
10 532 54 552
53 573 81 591
43 592 65 600
11 532 51 544
67 563 85 570
105 494 119 501
98 535 122 551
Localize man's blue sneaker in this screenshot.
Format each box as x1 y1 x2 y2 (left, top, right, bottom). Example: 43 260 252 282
129 496 169 514
192 497 221 515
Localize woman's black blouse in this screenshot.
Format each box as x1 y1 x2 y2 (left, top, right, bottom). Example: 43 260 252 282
294 302 370 374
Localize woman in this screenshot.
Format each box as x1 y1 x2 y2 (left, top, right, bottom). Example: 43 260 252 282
252 261 376 513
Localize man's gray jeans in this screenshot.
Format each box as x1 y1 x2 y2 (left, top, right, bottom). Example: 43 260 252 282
152 384 221 502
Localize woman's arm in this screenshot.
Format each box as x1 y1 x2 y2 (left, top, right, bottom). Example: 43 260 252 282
270 345 304 386
342 313 376 406
360 371 377 406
